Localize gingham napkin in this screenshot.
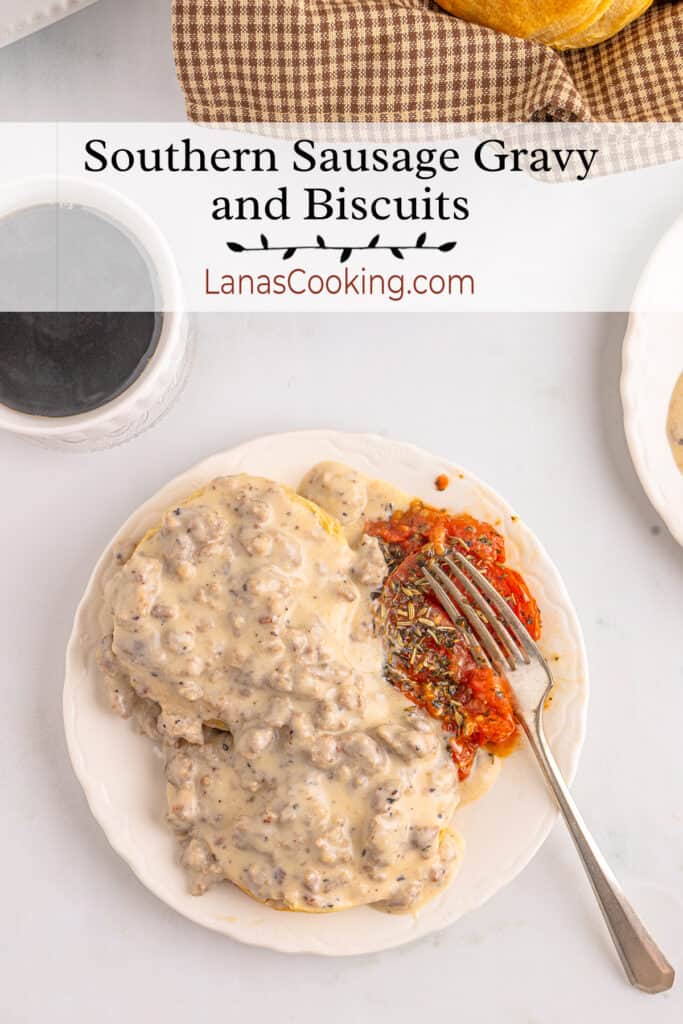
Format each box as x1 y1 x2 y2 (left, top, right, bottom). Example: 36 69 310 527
173 0 683 123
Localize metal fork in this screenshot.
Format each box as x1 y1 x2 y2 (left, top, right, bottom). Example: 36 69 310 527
423 549 674 994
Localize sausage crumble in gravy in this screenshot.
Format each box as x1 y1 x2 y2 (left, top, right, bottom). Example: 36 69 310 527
98 469 468 913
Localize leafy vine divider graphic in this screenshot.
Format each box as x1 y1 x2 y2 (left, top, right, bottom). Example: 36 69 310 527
227 233 457 263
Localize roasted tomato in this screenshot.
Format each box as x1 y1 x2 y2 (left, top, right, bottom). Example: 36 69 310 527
367 501 541 779
367 502 506 564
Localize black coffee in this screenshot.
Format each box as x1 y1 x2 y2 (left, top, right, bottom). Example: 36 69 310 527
0 312 162 417
0 203 163 417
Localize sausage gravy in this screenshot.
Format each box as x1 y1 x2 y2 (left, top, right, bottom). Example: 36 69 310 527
97 465 499 914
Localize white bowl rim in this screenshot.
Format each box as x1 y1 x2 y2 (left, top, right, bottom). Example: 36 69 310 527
621 208 683 548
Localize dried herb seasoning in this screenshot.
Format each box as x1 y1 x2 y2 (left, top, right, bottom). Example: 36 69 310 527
366 500 542 779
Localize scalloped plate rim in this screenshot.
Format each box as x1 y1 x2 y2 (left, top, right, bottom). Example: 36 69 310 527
63 429 589 955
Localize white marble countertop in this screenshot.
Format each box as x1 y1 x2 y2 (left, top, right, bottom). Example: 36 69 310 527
0 0 185 121
1 314 681 1022
0 5 682 1020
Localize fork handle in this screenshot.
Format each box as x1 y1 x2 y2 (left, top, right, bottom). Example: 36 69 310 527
519 712 675 994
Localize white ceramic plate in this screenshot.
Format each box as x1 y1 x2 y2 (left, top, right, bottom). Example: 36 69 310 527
64 430 589 955
0 0 97 48
622 212 683 548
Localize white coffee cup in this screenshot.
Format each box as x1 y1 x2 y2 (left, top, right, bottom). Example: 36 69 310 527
0 177 191 451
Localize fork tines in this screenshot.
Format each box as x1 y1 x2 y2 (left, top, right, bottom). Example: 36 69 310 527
422 549 536 673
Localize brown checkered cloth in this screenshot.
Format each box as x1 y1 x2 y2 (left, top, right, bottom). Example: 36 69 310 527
173 0 683 123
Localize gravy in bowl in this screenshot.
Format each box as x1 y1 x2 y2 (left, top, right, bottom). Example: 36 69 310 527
667 371 683 474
